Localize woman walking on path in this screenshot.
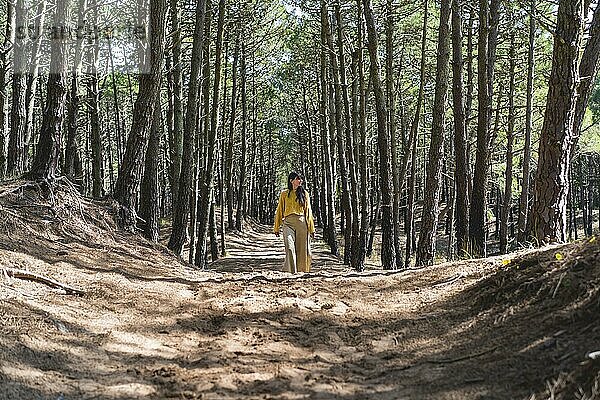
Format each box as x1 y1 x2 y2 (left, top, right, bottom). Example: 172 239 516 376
273 172 316 273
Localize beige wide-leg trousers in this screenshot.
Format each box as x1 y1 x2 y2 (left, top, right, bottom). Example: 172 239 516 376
282 214 310 273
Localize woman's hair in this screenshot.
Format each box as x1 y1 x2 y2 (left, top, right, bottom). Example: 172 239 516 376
287 171 306 207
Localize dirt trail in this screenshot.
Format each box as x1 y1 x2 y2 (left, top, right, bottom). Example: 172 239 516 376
0 182 599 400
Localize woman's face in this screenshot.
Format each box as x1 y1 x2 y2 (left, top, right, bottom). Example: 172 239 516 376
291 176 302 190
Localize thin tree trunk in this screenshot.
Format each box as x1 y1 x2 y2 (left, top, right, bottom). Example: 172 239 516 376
167 0 207 254
363 0 396 269
8 0 27 176
405 0 428 264
0 0 14 178
65 0 87 184
518 1 535 242
107 38 124 165
169 0 184 210
415 0 451 266
195 0 226 268
451 0 468 257
140 97 162 242
500 32 516 254
329 0 353 264
190 8 212 264
319 0 338 255
226 32 239 231
468 0 490 256
386 0 403 268
351 0 368 271
87 0 103 197
235 37 248 232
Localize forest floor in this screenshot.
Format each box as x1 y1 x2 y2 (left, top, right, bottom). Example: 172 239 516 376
0 180 599 400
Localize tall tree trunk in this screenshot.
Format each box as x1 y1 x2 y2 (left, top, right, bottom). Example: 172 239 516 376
87 49 104 197
65 0 87 184
167 0 206 254
107 38 124 166
26 0 69 180
219 36 228 254
327 0 353 264
140 97 162 242
500 32 516 254
113 0 167 231
190 8 212 264
195 0 226 268
8 0 27 176
386 0 403 268
363 0 396 269
87 0 103 197
0 0 14 179
169 0 184 210
405 0 428 263
335 0 358 266
226 31 239 231
518 1 535 242
530 0 584 243
24 0 46 169
451 0 468 257
351 0 369 271
319 0 338 255
235 37 248 232
415 0 451 266
468 0 490 256
324 0 351 262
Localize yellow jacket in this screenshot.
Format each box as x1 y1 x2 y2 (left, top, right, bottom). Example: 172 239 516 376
273 189 315 234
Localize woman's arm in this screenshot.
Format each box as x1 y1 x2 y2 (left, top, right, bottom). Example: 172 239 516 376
273 191 286 233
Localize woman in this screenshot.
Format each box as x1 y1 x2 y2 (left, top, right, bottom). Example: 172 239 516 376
273 171 315 273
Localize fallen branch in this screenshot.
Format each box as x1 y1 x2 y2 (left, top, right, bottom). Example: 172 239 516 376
3 268 85 296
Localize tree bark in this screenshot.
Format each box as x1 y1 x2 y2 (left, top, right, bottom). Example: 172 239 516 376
518 1 535 242
8 0 27 176
226 31 239 231
140 97 162 242
235 36 248 232
319 0 338 255
167 0 206 254
415 0 451 266
451 0 469 257
64 0 87 184
405 0 428 263
468 0 490 256
386 0 403 268
500 32 516 254
23 0 46 169
169 0 184 210
195 0 226 268
26 0 69 180
113 0 167 231
0 0 14 178
324 0 351 262
351 0 369 271
363 0 396 269
530 0 584 243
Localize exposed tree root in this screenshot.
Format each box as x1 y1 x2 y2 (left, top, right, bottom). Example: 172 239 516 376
3 268 85 296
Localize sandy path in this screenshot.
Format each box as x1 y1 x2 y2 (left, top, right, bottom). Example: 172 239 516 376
2 218 595 400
